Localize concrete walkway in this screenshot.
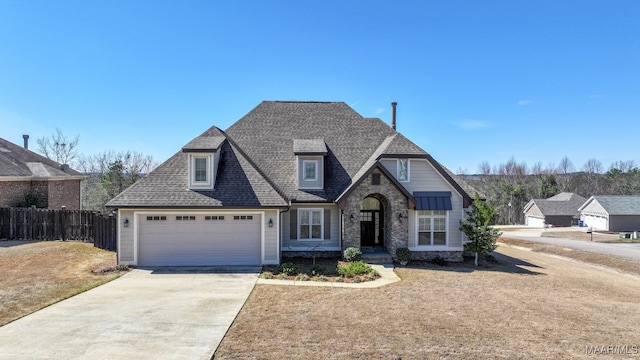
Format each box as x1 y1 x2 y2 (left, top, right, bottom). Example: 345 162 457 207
502 228 640 261
257 264 400 288
0 267 259 360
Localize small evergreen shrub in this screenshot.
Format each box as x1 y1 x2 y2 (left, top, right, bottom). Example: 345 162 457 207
431 255 448 266
314 275 328 282
295 273 310 281
396 247 411 264
277 273 288 280
311 265 326 276
115 265 129 271
276 262 298 276
259 271 273 279
337 261 374 277
343 247 362 262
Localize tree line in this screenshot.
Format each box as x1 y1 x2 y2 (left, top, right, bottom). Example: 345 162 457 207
36 129 158 213
459 156 640 225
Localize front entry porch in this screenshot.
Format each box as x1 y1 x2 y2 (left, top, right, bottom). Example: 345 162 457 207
360 247 394 264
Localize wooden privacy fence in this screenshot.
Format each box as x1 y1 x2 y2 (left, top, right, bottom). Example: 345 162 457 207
0 207 117 251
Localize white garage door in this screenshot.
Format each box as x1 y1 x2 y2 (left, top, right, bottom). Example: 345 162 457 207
138 214 261 266
526 216 545 227
583 214 608 231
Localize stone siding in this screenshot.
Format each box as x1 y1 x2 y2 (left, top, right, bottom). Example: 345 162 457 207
411 250 463 262
341 169 409 256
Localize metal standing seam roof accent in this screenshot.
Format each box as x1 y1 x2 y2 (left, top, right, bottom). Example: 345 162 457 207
414 191 453 211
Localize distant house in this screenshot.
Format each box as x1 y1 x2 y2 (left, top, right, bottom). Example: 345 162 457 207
523 192 587 227
578 196 640 231
0 136 84 210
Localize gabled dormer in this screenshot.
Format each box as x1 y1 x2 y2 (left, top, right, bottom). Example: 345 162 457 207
182 135 225 190
293 139 326 190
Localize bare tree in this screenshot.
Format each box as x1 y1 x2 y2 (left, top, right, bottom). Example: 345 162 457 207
557 156 574 174
37 128 80 165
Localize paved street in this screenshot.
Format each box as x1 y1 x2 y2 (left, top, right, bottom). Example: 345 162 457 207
501 228 640 261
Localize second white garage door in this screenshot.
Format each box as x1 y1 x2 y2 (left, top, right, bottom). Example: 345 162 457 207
138 214 261 266
526 216 545 227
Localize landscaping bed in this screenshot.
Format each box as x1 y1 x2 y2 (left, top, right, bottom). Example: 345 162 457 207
260 257 380 283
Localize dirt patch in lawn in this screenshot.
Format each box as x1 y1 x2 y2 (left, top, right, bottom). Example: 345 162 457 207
499 236 640 277
0 240 126 326
215 245 640 359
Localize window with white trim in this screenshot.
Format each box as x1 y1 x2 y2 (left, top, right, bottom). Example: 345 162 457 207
398 159 409 181
417 210 447 246
298 209 322 240
188 153 214 189
302 160 318 181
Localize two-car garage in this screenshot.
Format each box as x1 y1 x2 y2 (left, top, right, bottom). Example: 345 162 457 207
136 213 262 266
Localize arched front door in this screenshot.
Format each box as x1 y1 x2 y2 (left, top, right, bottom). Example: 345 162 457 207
360 196 384 247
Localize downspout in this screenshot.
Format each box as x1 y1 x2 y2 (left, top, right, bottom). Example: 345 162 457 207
279 201 292 264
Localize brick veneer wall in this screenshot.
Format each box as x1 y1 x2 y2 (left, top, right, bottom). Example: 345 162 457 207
0 179 81 209
341 169 409 259
0 181 32 207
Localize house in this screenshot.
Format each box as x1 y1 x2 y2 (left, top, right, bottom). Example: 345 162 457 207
0 136 84 210
523 192 587 227
578 196 640 231
106 101 475 266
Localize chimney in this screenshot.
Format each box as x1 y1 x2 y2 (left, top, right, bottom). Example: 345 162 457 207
391 102 397 130
23 134 29 149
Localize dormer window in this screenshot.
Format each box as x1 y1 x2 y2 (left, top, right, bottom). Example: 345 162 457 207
294 139 326 190
303 160 318 181
398 159 409 182
182 135 225 191
188 154 214 189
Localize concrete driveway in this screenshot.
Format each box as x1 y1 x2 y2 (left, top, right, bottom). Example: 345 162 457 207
0 266 259 360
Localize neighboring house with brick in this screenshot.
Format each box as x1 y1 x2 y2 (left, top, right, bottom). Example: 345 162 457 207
0 136 84 210
523 192 587 227
107 101 475 266
578 196 640 231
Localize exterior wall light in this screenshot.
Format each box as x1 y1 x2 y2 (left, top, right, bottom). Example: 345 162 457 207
124 218 129 227
268 218 273 227
398 213 404 221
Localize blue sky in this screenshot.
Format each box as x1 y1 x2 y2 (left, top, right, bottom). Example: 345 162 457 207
1 1 638 174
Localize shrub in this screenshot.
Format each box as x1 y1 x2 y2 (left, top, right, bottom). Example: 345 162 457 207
277 273 288 280
396 247 411 264
350 277 362 283
364 271 379 281
314 275 328 282
431 255 447 266
343 247 362 262
276 262 298 276
311 265 326 276
333 276 344 283
115 265 129 271
337 261 374 278
258 271 273 279
295 273 310 281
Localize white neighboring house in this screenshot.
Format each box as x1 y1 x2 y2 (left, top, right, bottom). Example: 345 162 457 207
578 196 640 231
523 192 586 227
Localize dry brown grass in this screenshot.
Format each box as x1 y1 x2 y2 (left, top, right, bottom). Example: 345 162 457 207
499 236 640 277
215 245 640 359
0 240 124 326
541 230 639 243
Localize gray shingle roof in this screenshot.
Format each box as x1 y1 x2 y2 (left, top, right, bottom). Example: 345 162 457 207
293 139 327 155
182 132 226 152
0 137 83 178
526 193 587 216
107 140 288 208
589 196 640 215
107 101 474 208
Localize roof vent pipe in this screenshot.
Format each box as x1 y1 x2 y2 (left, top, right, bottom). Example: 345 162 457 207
391 102 397 130
23 134 29 149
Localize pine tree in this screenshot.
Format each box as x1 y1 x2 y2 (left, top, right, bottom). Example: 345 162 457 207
460 193 501 266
